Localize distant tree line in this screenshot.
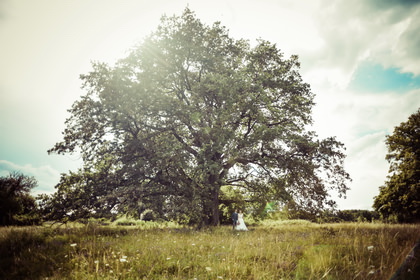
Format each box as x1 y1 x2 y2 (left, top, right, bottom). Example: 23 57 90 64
2 108 419 226
0 170 379 225
262 203 380 223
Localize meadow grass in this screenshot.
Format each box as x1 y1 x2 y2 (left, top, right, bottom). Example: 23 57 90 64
0 220 419 279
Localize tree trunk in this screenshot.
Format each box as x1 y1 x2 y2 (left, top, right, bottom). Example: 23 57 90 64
210 187 220 226
203 163 222 226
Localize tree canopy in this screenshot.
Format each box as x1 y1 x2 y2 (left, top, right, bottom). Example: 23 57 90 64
374 108 420 223
48 8 350 226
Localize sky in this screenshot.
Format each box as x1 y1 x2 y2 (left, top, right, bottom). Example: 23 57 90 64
1 0 419 210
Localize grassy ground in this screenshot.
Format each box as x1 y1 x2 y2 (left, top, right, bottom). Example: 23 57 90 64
0 220 419 279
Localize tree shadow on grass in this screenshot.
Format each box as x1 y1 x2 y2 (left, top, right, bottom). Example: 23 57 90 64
0 228 72 280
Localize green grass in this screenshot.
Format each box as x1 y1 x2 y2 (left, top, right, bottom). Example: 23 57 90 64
0 221 419 279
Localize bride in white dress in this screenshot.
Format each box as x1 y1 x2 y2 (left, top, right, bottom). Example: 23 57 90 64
235 210 248 231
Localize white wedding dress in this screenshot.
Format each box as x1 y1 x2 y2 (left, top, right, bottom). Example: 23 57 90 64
235 213 248 231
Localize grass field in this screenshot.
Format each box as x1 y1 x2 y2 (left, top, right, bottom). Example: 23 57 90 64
1 220 419 279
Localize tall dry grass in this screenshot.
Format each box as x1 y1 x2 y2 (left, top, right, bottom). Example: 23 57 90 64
0 221 419 279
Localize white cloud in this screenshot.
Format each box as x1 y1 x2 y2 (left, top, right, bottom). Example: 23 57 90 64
301 0 420 90
0 160 61 195
341 132 389 208
296 1 420 209
386 10 420 75
311 87 420 209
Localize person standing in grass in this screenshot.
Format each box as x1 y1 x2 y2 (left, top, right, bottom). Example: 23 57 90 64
231 209 238 230
236 210 248 231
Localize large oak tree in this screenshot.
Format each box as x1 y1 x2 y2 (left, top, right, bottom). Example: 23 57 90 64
48 8 350 225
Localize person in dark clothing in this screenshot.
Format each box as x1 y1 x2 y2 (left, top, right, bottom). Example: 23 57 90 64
231 209 238 230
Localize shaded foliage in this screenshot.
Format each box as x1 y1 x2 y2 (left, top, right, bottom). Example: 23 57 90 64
0 172 40 226
374 108 420 223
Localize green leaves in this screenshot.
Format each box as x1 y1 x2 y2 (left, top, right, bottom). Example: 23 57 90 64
49 8 351 225
374 108 420 222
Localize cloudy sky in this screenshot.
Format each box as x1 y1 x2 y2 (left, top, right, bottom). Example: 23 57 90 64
1 0 419 210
